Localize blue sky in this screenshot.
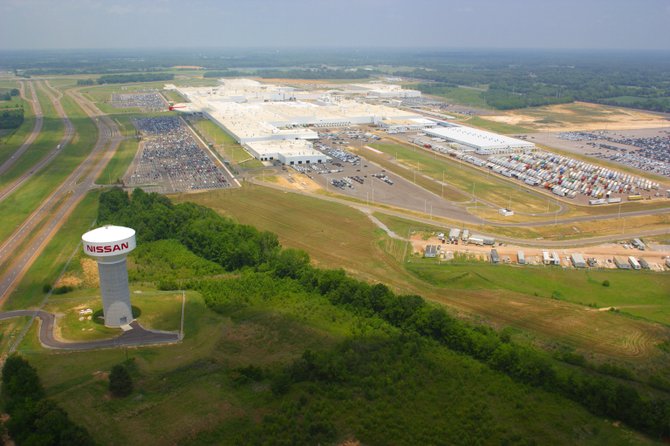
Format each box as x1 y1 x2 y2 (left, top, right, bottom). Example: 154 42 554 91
1 0 669 50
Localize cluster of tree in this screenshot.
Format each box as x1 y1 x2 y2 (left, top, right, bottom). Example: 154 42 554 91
1 355 95 445
407 61 670 111
99 188 279 271
0 108 24 129
256 68 372 79
202 70 250 78
0 88 19 101
129 239 224 288
99 188 670 439
96 73 174 85
203 68 373 80
76 79 95 86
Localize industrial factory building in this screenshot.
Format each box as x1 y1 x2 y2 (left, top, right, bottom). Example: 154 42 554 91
425 124 535 155
245 140 330 165
173 79 425 162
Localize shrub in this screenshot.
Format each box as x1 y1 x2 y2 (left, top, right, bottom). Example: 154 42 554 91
109 364 133 397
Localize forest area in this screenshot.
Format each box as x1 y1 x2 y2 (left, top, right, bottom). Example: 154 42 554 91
94 188 670 443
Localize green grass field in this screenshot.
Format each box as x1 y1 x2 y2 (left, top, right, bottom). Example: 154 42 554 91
179 186 670 365
413 84 492 109
14 281 654 446
0 88 36 167
1 177 665 444
0 90 98 247
187 117 260 167
0 82 63 187
161 89 186 104
3 190 99 310
367 141 560 214
96 114 142 184
466 115 532 134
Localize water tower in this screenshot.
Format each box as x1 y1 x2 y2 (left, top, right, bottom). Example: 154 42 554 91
82 225 136 327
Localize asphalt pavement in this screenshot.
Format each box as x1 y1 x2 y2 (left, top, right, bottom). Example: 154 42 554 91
0 310 179 350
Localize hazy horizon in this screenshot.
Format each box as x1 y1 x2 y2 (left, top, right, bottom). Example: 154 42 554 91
1 0 669 51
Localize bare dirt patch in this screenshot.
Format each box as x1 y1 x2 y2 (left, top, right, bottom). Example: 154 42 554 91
54 275 82 288
482 102 670 132
81 258 99 287
270 173 322 193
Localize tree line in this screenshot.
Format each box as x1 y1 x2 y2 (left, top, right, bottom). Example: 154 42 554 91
0 108 24 129
99 188 670 439
0 88 19 101
1 355 95 445
96 73 174 85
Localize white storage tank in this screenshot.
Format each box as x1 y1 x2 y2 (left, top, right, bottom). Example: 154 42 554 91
82 225 136 327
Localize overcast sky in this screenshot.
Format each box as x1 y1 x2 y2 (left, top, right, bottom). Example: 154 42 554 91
1 0 669 51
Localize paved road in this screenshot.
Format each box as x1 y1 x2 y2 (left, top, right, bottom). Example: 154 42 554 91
0 310 179 350
0 81 44 177
0 80 75 202
0 87 124 302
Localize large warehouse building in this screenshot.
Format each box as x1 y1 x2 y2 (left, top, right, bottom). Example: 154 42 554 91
245 140 330 165
425 124 535 155
172 79 426 163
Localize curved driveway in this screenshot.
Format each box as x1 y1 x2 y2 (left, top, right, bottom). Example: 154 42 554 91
0 310 179 350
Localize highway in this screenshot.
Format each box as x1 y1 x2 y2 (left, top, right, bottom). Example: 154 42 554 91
0 87 124 303
0 81 44 176
0 310 179 350
0 80 75 201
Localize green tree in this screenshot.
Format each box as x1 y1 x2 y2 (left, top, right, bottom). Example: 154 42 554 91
109 364 133 397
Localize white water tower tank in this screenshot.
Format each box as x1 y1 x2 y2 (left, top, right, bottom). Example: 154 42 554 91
82 225 136 327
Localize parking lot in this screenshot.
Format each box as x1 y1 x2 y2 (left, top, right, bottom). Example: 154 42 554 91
125 116 234 194
111 91 168 111
529 129 670 178
299 140 467 219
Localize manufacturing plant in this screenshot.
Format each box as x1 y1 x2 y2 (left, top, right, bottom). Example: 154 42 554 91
82 225 136 327
424 125 536 155
170 79 431 165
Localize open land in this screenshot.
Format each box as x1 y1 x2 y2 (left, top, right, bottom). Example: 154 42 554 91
479 101 670 132
1 71 669 445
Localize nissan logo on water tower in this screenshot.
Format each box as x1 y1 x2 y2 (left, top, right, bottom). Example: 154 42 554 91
82 225 136 328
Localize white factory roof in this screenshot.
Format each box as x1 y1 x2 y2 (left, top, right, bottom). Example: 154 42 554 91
82 225 135 243
246 140 323 157
177 80 421 144
425 125 534 150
